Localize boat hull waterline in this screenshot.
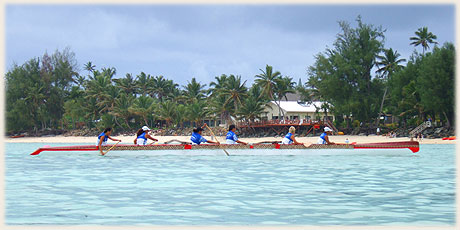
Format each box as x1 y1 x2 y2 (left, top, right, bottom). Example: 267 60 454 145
30 141 420 155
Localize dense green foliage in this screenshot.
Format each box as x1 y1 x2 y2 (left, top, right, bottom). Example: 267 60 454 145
306 17 385 127
5 17 455 134
388 43 455 128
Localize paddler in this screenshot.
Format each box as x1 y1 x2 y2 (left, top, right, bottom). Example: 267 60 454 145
226 124 248 145
191 123 220 145
282 126 302 144
134 126 159 145
97 127 122 154
317 127 335 144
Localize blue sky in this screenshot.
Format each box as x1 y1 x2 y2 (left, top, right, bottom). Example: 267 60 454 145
5 4 456 86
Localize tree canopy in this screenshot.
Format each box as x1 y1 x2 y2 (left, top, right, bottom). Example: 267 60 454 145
5 19 455 135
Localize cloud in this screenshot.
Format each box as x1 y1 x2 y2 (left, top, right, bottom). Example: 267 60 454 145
6 4 455 86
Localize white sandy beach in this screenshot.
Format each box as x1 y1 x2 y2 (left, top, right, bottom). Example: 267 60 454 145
4 134 455 145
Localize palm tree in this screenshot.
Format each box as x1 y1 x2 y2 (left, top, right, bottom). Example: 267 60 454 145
183 77 207 102
410 27 438 55
237 96 267 123
375 48 406 126
158 100 177 127
114 73 138 96
149 76 179 101
187 100 209 127
84 61 96 74
397 81 424 129
219 75 248 116
25 82 46 131
255 65 283 119
135 72 152 97
208 94 234 126
85 75 113 113
110 93 134 129
100 85 121 113
74 75 87 88
274 76 295 119
164 79 180 101
129 96 155 127
173 104 188 128
83 97 100 128
101 67 117 79
208 74 228 97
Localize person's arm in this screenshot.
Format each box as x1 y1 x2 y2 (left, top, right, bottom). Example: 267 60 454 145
108 136 121 142
206 140 220 144
324 135 335 145
134 137 137 145
203 136 220 144
291 135 302 145
98 136 105 154
146 134 159 142
236 140 248 145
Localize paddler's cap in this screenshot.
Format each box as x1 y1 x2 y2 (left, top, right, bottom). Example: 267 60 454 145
324 127 333 132
142 126 151 131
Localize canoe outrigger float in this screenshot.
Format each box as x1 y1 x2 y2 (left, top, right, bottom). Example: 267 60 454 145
30 141 420 155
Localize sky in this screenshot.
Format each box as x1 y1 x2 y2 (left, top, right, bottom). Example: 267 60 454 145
5 4 456 87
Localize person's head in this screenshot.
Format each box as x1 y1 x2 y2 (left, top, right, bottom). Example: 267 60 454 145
137 126 151 137
229 124 236 132
289 126 296 134
324 127 333 134
103 127 112 135
193 127 204 135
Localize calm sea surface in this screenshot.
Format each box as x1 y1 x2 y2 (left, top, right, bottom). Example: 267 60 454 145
4 142 456 226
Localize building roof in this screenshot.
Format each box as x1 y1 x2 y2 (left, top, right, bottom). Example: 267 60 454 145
269 101 328 113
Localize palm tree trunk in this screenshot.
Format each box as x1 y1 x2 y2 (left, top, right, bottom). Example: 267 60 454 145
375 86 388 127
277 98 286 121
442 111 451 129
125 118 131 129
114 117 123 129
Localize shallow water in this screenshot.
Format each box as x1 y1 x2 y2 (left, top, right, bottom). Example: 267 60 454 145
5 143 455 226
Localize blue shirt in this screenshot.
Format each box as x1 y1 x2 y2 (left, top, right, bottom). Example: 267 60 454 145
285 132 293 141
138 132 147 140
98 132 108 142
282 132 293 144
226 131 238 142
318 132 327 144
191 132 207 145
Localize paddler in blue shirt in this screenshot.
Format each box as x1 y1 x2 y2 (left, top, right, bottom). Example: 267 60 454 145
282 126 302 144
226 124 248 145
317 127 335 144
134 126 159 145
97 127 121 155
190 123 220 145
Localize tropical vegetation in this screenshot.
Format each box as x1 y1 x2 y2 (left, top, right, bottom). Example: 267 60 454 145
5 17 455 135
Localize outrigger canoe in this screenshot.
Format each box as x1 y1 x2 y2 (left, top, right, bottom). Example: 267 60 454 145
30 141 420 155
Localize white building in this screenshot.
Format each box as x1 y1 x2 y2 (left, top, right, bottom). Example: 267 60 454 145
263 101 334 121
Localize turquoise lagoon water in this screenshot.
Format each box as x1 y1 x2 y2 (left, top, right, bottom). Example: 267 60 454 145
5 143 455 225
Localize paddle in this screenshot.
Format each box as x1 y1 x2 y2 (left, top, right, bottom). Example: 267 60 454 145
101 141 121 156
164 139 191 145
253 141 282 145
205 125 229 156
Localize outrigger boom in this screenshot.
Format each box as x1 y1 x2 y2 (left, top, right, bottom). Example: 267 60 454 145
30 141 420 155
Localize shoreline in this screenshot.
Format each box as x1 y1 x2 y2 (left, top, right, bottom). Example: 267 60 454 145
4 135 455 144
